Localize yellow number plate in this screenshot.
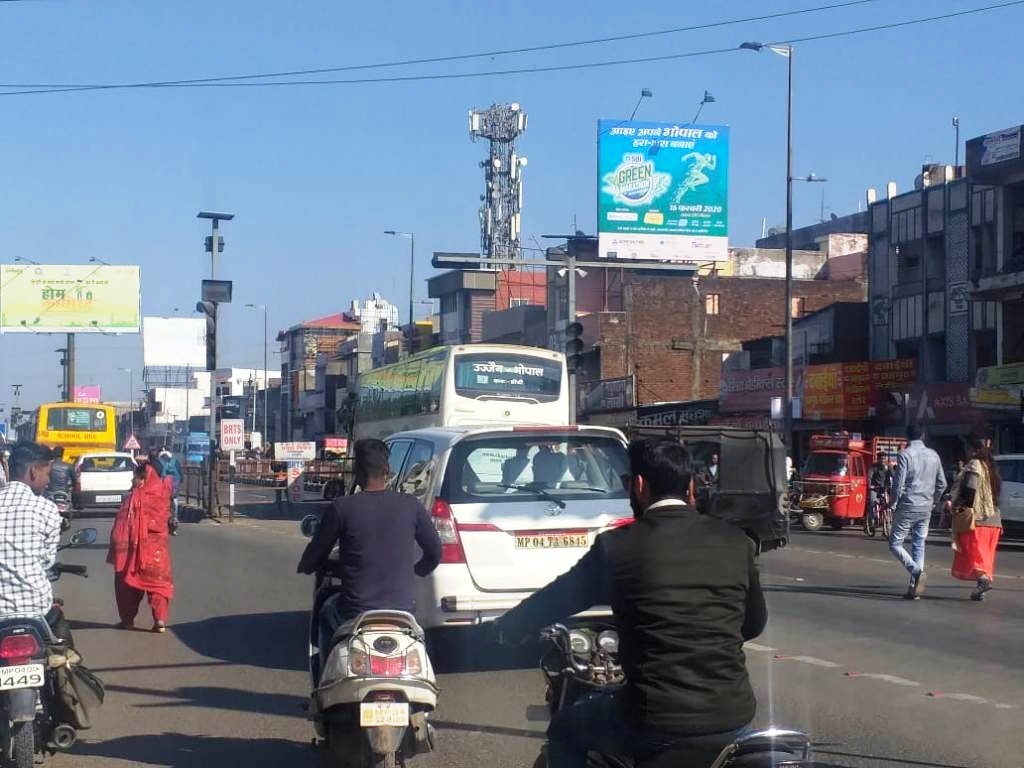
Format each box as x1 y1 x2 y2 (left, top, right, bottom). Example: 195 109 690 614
359 701 409 727
515 533 589 549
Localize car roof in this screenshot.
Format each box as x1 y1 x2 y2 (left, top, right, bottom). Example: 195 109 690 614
386 424 626 445
77 452 135 461
995 454 1024 461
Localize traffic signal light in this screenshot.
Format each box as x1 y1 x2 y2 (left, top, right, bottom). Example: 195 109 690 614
565 321 584 373
196 300 218 372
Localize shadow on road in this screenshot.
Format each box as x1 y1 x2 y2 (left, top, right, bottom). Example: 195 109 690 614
433 718 544 740
429 631 541 674
234 500 331 522
104 682 307 718
765 583 967 602
172 611 307 672
812 746 975 767
72 732 315 767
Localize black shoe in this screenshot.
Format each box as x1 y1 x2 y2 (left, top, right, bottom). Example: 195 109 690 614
903 586 919 600
971 576 993 601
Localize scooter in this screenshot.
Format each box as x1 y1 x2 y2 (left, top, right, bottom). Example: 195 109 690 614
0 527 100 768
532 622 813 768
300 515 438 768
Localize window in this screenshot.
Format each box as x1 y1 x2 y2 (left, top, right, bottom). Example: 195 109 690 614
510 298 531 308
385 440 412 487
452 353 562 402
445 434 630 504
705 293 720 315
790 297 806 318
46 407 107 432
398 440 436 505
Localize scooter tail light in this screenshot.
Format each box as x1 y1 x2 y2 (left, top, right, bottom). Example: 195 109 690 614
0 634 40 662
405 649 422 676
431 499 466 564
348 649 370 677
369 654 405 677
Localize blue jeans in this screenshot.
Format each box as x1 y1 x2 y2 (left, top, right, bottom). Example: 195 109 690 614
547 692 746 768
889 507 930 576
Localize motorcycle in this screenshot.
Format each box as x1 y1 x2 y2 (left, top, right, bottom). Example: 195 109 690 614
533 623 813 768
0 527 99 768
46 492 72 521
301 515 437 768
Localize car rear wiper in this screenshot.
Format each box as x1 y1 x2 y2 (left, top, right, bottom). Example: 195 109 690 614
499 483 566 509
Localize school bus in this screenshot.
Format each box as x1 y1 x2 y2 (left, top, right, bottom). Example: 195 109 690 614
28 402 118 463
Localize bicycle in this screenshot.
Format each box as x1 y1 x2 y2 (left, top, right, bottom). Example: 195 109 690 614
864 491 894 539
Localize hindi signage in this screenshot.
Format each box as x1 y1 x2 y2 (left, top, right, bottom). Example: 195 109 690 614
274 442 317 461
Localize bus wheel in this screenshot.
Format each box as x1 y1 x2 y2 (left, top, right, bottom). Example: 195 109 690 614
800 511 825 532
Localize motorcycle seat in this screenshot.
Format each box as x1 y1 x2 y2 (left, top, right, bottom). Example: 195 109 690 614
329 609 426 649
0 616 55 646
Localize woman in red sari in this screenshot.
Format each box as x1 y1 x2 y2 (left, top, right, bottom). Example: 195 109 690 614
950 435 1003 601
107 462 175 631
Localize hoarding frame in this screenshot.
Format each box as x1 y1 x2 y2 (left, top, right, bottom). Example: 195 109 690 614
0 264 141 334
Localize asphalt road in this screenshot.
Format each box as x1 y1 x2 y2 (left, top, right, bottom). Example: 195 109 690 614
48 499 1024 768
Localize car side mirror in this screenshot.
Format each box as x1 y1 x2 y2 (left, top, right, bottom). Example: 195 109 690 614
70 528 98 546
299 514 320 538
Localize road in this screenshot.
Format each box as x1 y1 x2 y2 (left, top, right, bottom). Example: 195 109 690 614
49 494 1024 768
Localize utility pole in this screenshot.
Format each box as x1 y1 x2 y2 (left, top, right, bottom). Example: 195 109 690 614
197 211 234 520
66 334 75 401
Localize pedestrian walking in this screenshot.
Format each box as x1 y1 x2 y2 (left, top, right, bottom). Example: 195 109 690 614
889 424 947 599
107 463 175 632
950 435 1003 601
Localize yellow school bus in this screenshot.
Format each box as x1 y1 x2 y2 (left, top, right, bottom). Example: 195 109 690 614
30 402 118 463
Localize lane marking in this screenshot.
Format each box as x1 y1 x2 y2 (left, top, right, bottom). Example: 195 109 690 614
846 672 920 687
744 642 776 652
788 655 841 668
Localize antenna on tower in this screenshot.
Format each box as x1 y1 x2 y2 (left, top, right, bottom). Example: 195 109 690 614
469 103 528 269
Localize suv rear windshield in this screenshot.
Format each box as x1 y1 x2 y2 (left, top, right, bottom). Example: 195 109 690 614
443 434 629 504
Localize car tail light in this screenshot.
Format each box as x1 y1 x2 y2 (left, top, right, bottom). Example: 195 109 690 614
0 634 39 663
431 499 466 564
369 655 405 677
609 517 635 528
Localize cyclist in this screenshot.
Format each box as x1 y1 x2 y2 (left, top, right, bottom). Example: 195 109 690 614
868 452 891 528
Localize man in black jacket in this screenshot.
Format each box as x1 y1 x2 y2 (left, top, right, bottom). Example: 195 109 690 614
492 437 766 768
46 446 73 500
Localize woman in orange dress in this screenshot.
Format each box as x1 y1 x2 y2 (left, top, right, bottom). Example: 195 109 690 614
107 462 175 631
950 435 1003 601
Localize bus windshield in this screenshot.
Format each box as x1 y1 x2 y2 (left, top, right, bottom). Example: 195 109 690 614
453 353 562 401
46 406 109 432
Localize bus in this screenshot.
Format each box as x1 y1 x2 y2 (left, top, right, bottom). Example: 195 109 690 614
352 344 569 440
26 402 118 462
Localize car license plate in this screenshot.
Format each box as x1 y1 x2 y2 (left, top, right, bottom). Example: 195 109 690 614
515 533 589 549
0 664 45 691
96 494 122 503
359 701 409 727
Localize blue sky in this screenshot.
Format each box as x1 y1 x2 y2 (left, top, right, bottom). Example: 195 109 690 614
1 0 1023 411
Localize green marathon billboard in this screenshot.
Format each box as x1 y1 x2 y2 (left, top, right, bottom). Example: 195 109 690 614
597 120 729 263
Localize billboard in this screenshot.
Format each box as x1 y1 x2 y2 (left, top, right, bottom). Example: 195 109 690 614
579 376 635 415
0 264 141 333
73 385 102 404
597 121 729 263
143 317 207 368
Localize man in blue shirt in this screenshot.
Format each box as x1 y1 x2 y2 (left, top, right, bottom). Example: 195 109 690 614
889 424 947 600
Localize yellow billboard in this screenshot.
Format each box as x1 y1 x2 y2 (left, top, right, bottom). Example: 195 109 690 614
0 264 141 333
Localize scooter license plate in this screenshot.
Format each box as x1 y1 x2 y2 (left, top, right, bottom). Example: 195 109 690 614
0 664 45 691
359 701 410 727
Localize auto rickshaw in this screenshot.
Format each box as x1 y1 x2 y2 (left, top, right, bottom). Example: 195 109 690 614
795 433 903 533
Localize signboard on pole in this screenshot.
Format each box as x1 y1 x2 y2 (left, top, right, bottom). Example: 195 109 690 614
579 376 636 415
0 265 141 333
274 442 317 461
597 121 729 263
220 419 245 452
124 434 141 451
143 317 207 368
287 462 304 502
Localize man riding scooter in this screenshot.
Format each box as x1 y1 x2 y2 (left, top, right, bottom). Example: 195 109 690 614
297 439 442 675
487 437 767 768
0 443 73 645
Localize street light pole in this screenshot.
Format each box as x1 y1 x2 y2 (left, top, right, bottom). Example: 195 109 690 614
245 303 269 446
384 231 415 353
784 46 794 454
119 367 134 439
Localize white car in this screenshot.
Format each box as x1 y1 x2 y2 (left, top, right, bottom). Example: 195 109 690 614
383 425 633 635
73 452 137 511
994 454 1024 532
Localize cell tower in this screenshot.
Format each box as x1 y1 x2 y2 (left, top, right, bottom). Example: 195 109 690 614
469 102 528 268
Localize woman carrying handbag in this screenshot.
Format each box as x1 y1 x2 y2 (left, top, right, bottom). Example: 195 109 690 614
949 435 1003 601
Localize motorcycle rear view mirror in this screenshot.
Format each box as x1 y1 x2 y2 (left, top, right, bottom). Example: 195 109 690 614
299 515 320 539
70 528 98 546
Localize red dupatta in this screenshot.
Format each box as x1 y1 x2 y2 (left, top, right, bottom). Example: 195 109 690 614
106 463 174 599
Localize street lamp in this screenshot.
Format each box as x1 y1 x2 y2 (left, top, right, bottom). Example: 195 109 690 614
197 211 235 278
88 256 111 266
384 230 416 350
245 303 269 446
119 367 134 438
